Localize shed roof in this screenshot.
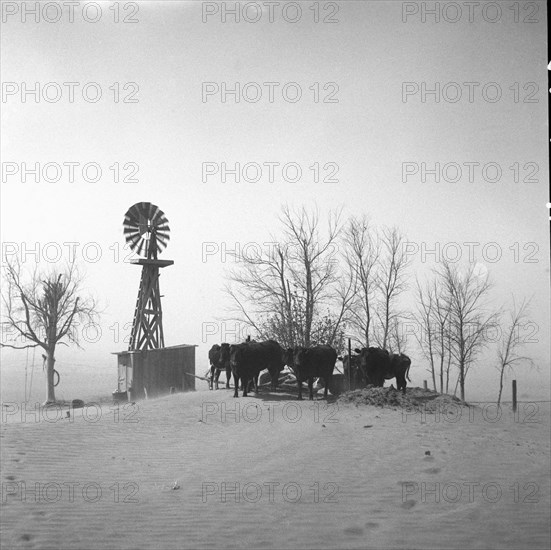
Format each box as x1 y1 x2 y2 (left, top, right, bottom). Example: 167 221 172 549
113 344 197 355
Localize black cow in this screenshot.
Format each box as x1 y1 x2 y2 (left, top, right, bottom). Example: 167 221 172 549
359 347 411 394
292 345 337 400
230 340 284 397
243 340 285 393
208 343 232 390
358 347 390 388
389 353 412 394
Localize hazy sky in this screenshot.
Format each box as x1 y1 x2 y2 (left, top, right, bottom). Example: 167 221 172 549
1 0 549 401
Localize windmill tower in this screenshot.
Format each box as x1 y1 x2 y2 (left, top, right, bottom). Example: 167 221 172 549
123 202 173 351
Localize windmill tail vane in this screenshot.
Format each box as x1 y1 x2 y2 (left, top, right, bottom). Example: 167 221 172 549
123 202 173 351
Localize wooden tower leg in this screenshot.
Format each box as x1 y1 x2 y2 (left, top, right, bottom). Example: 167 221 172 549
129 265 165 351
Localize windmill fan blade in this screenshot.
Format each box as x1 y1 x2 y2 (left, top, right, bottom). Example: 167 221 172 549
124 203 146 227
130 236 143 250
156 234 170 249
123 226 140 237
150 210 164 225
123 226 142 248
123 222 140 234
126 203 142 221
156 240 168 252
152 209 168 224
136 238 147 257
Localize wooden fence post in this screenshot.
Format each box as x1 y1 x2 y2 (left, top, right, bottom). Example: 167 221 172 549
423 380 428 390
512 380 517 412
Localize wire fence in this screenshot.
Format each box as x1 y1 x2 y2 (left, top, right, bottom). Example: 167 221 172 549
468 399 551 405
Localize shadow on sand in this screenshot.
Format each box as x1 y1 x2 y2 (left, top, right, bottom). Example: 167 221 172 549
219 384 339 404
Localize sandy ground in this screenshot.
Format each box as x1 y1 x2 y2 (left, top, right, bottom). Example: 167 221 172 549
1 387 549 550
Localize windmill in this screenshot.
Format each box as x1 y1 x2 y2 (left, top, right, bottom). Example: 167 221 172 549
123 202 173 351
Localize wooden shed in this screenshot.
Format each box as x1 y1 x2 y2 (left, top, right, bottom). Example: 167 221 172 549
114 344 196 401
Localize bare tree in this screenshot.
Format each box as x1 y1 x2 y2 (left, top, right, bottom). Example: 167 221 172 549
1 258 98 404
414 275 454 393
414 278 438 390
438 260 498 401
496 297 534 405
225 205 351 349
433 282 455 394
342 215 380 347
373 227 411 350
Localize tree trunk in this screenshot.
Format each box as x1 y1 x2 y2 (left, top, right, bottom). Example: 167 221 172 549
439 340 444 393
364 306 370 348
45 350 57 405
445 343 452 394
430 354 436 391
382 302 390 350
497 367 505 406
452 357 461 397
459 359 465 401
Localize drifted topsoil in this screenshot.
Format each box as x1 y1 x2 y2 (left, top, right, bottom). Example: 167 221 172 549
338 385 465 412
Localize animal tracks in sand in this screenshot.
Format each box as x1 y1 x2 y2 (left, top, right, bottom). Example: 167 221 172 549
422 467 441 474
401 499 417 509
341 513 381 536
343 526 365 536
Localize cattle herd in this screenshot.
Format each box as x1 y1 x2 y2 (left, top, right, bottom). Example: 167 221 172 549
208 340 412 399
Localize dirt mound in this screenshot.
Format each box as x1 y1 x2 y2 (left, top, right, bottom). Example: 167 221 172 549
338 385 465 412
